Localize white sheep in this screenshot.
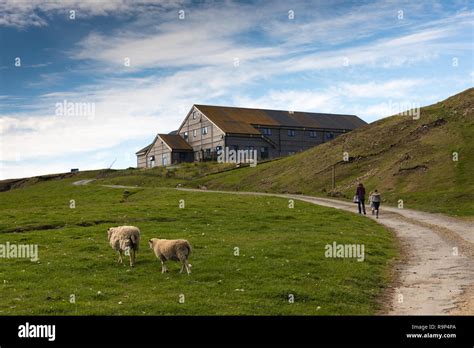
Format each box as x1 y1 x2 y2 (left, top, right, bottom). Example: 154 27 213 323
148 238 192 275
107 226 141 267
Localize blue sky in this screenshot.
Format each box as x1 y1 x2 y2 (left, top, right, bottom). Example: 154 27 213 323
0 0 472 179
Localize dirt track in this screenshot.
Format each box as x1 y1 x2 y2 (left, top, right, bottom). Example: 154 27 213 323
177 188 474 315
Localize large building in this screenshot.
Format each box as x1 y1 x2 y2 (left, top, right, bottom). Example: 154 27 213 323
136 104 366 168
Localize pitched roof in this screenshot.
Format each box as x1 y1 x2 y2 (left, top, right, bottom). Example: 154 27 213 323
194 104 366 134
158 134 193 151
135 144 152 155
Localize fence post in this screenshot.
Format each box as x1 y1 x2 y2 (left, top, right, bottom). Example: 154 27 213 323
332 164 335 190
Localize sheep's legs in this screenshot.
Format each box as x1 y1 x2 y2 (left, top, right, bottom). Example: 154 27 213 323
179 260 191 275
129 249 135 267
117 251 123 264
161 261 168 273
184 260 191 275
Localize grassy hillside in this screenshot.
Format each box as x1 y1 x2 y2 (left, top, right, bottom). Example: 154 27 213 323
187 88 474 216
5 89 471 216
0 177 397 315
0 163 235 192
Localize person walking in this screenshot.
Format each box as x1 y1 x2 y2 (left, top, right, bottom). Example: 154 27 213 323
371 189 381 219
355 183 366 215
368 191 375 215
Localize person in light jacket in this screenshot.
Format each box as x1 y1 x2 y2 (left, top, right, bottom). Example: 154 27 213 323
371 189 382 219
355 183 366 215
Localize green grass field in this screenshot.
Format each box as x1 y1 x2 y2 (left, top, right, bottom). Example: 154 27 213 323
0 176 397 315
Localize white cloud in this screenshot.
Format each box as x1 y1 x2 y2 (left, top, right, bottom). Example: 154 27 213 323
0 158 109 180
335 79 427 98
278 21 470 73
69 3 286 70
234 90 338 112
232 78 430 120
72 28 283 70
67 3 472 77
1 1 472 180
0 0 186 28
0 62 265 166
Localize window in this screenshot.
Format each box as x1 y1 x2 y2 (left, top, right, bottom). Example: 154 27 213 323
202 126 208 135
149 155 155 167
216 146 222 153
287 129 296 137
193 129 197 137
326 132 334 140
192 111 197 120
183 132 188 140
288 151 296 156
162 154 167 166
261 128 272 136
309 131 318 138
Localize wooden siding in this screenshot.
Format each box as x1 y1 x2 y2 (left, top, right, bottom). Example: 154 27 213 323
178 107 225 160
147 136 172 167
137 153 147 168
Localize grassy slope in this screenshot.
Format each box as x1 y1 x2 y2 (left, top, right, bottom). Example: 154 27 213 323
0 177 397 315
186 88 474 216
5 90 471 217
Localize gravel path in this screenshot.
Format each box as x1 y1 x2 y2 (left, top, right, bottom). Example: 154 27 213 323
72 180 137 189
177 188 474 315
72 179 96 186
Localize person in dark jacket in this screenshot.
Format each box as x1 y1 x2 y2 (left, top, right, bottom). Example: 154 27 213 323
355 183 366 214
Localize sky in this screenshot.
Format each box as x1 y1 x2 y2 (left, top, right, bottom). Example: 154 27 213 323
0 0 473 180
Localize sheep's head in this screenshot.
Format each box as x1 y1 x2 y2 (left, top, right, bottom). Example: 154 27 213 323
107 227 115 241
148 239 155 249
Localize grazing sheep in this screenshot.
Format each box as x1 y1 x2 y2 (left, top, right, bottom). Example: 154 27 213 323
107 226 141 267
148 238 192 275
